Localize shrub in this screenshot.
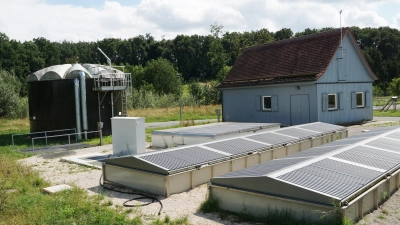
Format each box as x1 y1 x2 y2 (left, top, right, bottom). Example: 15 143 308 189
0 70 28 118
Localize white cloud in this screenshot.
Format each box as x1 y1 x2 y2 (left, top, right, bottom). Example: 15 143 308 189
0 0 398 42
344 8 389 28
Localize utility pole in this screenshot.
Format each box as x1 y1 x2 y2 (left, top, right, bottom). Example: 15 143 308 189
176 74 182 124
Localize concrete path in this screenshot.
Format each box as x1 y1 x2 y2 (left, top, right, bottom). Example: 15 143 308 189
373 104 400 110
373 117 400 122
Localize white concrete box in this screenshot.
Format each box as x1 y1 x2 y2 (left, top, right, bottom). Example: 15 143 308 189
111 117 145 155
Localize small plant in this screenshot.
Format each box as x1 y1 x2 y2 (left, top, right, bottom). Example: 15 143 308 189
377 214 386 219
150 215 189 225
182 119 195 127
382 209 389 215
102 199 113 206
381 191 388 201
199 194 219 213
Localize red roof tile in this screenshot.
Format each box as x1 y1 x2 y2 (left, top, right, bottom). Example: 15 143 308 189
219 28 376 88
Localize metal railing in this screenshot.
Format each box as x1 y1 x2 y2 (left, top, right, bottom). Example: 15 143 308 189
31 130 101 151
12 128 76 147
93 73 131 90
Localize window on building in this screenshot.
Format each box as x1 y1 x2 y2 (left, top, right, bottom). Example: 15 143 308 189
356 92 364 108
328 93 337 110
262 96 271 110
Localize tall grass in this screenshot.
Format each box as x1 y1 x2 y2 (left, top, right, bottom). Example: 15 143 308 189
128 105 221 122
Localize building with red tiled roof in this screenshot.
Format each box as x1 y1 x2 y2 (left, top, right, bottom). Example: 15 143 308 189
218 28 377 125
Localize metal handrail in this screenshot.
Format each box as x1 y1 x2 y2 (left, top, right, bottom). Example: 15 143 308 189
31 130 101 151
12 128 76 146
93 73 131 90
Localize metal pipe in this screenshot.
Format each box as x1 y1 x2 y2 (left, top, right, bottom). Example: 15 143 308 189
98 92 103 146
79 72 88 140
74 78 82 141
111 91 114 118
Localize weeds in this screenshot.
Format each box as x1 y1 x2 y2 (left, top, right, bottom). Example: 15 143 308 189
199 194 219 213
150 215 189 225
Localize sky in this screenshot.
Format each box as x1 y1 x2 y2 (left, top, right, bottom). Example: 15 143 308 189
0 0 400 42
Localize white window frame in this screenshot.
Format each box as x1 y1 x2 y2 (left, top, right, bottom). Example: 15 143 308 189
262 96 272 111
356 92 365 108
328 93 337 110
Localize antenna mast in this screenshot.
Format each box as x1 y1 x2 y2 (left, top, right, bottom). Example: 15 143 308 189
340 10 343 47
97 47 112 71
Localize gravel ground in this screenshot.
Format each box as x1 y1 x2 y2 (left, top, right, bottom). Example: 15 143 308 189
18 120 400 225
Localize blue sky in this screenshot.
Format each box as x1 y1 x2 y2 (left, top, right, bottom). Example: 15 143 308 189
0 0 399 42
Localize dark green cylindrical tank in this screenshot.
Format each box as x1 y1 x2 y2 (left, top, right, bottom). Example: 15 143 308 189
27 79 114 136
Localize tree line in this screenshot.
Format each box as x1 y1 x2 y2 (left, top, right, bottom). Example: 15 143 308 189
1 25 400 98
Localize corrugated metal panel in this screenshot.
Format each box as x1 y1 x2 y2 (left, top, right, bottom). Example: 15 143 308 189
246 132 298 145
366 138 400 152
204 138 270 155
211 126 400 203
277 159 381 199
106 122 346 175
334 146 400 170
283 145 343 159
138 146 227 171
217 158 309 178
274 127 319 139
385 131 400 139
299 122 343 134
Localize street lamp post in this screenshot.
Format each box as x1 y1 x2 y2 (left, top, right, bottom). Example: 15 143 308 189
176 74 182 124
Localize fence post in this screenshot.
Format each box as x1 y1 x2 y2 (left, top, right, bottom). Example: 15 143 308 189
32 138 34 151
68 135 71 150
45 131 48 147
12 135 14 147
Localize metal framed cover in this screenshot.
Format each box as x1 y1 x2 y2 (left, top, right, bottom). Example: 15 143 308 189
105 122 346 175
210 126 400 205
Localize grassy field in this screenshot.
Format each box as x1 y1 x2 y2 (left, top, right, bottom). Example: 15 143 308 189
128 105 221 122
0 105 220 225
373 109 400 117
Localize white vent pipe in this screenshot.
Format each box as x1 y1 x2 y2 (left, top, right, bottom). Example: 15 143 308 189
74 78 82 141
79 72 88 140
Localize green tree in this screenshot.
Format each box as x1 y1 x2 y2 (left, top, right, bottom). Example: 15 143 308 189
388 77 400 96
373 85 384 97
208 23 228 78
274 28 293 40
216 65 231 82
142 58 179 95
188 79 203 104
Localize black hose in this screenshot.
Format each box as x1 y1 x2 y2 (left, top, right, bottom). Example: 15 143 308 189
99 175 163 215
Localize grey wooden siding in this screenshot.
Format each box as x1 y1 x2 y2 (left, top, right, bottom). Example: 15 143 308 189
222 83 318 126
316 33 375 83
316 83 373 124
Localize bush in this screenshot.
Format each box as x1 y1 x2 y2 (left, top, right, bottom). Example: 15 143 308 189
373 85 384 97
129 89 177 109
388 77 400 96
0 70 28 118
